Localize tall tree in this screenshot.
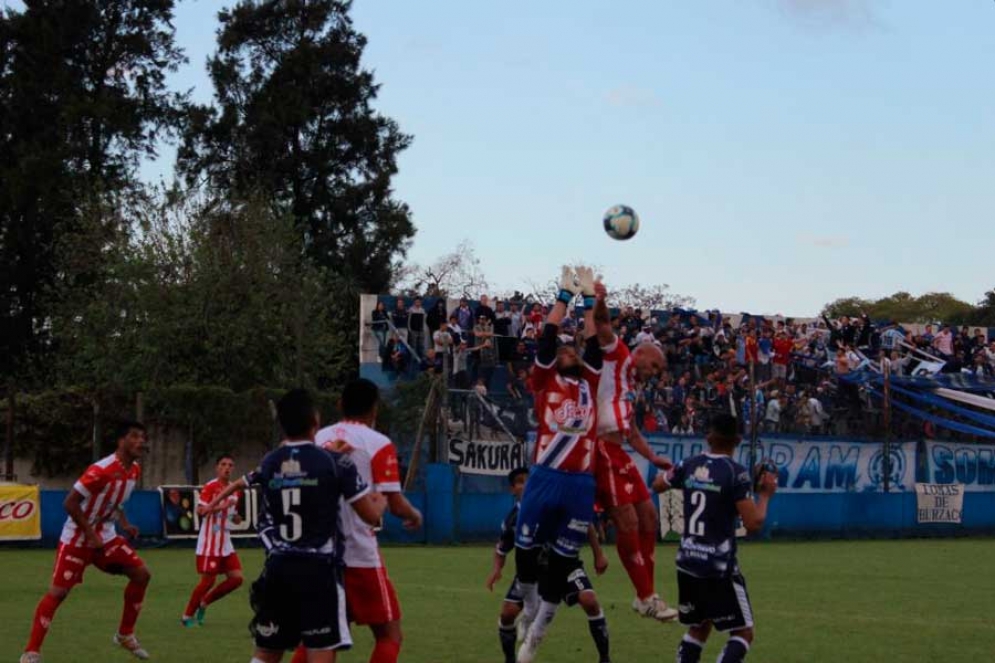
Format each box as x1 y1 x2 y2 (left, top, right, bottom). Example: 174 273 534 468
821 291 977 324
0 0 185 386
179 0 414 293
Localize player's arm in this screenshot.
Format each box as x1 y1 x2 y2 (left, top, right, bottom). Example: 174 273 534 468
115 505 140 539
386 492 423 530
486 549 507 591
205 475 250 512
351 492 388 527
587 525 609 576
628 425 672 470
577 266 615 347
651 461 684 494
736 471 777 534
63 489 103 549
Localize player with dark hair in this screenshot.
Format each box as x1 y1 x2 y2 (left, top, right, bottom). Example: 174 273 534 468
245 389 387 663
21 422 152 662
288 377 423 663
652 414 777 663
578 268 678 622
487 468 613 663
514 266 604 663
182 454 245 627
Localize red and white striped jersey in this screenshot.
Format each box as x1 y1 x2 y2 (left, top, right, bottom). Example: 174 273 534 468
316 420 402 569
60 453 140 547
195 478 239 558
529 357 600 473
597 336 636 436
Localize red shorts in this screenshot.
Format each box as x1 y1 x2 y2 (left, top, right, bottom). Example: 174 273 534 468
52 537 144 589
196 553 242 575
344 566 401 625
595 439 651 509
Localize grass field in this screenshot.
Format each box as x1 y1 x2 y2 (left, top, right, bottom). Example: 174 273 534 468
2 540 995 662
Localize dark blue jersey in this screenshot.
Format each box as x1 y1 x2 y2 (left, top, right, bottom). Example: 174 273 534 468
248 441 369 560
669 453 751 578
496 501 520 556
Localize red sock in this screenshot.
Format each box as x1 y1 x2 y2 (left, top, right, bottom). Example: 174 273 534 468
25 593 63 653
640 528 658 597
202 575 243 607
370 638 401 663
184 576 216 618
119 580 148 636
616 530 652 600
290 644 308 663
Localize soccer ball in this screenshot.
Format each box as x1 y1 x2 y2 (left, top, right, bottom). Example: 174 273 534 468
603 205 640 240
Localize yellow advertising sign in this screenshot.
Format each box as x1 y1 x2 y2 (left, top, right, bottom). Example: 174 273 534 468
0 484 42 541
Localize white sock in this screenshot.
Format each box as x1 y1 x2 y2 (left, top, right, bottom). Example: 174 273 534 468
529 601 560 641
519 582 539 621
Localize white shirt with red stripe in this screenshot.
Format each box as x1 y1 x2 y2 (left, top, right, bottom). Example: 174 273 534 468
529 357 600 473
597 336 636 437
60 453 140 547
315 421 402 569
196 478 239 558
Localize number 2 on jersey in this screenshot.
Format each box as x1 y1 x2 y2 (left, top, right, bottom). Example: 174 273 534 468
689 490 707 536
280 488 302 542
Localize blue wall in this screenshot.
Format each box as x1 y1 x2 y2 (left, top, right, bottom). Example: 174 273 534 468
23 464 995 547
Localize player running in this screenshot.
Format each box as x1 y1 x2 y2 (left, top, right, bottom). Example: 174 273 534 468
21 422 152 663
287 378 423 663
486 468 613 663
578 267 679 622
181 454 245 627
652 414 777 663
245 389 386 663
514 266 604 663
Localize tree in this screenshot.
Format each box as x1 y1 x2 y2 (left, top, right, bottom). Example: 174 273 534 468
607 283 696 312
970 288 995 327
397 240 490 298
178 0 413 294
821 291 976 324
0 0 185 386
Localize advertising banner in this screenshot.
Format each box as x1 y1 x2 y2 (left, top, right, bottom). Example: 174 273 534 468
0 484 42 541
924 441 995 492
915 483 964 523
449 438 526 476
159 485 257 540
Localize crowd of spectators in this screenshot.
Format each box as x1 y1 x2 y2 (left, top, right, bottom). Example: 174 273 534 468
371 294 995 439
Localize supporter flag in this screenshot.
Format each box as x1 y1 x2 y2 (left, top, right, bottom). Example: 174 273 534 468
0 484 42 541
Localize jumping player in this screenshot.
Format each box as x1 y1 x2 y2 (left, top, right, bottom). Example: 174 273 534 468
181 454 245 627
651 414 777 663
245 389 386 663
21 422 152 663
486 468 613 663
288 378 423 663
514 266 603 663
577 267 678 621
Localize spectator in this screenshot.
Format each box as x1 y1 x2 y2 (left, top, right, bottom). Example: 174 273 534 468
635 324 656 346
494 300 513 360
757 329 773 382
508 340 533 376
475 294 496 326
933 325 954 359
448 314 464 344
473 316 497 389
673 414 695 436
392 298 409 343
427 299 448 342
526 302 544 333
408 297 427 355
509 302 524 339
765 393 784 433
451 340 473 391
433 320 454 376
772 331 794 383
454 298 473 332
371 300 389 352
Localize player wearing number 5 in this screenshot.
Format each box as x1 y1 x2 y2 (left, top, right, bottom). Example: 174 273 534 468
651 414 777 663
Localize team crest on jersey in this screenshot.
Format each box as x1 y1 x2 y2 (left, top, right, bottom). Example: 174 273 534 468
280 458 302 476
553 400 591 426
256 621 280 637
693 466 712 482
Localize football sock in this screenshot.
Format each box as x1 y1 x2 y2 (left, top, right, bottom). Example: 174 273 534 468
616 529 652 600
519 582 539 624
499 620 518 663
639 528 658 595
529 600 559 642
717 636 750 663
587 611 611 663
370 638 401 663
203 575 243 606
290 645 308 663
184 576 215 618
119 579 148 636
25 593 63 652
677 634 705 663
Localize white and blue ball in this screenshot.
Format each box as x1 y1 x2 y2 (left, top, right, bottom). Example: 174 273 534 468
603 204 640 241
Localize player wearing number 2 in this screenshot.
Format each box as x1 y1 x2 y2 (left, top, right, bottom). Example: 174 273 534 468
652 414 777 663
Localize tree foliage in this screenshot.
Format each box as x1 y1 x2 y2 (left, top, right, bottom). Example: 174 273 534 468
821 291 980 325
397 240 490 298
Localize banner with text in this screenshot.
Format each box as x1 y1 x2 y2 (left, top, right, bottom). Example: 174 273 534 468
449 438 526 476
0 484 42 541
923 441 995 492
643 437 915 493
915 483 964 523
159 486 257 540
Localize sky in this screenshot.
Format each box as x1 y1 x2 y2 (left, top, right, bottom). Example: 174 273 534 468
11 0 994 315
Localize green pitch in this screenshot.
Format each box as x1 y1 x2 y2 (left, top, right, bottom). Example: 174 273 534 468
2 540 995 662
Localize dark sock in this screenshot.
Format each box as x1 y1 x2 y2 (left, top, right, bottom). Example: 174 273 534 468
718 636 750 663
677 634 704 663
499 621 517 663
587 613 610 663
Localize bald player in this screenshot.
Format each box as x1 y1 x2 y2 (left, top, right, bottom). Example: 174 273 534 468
577 268 678 622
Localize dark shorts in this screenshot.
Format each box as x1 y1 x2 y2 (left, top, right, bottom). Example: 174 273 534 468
504 559 594 608
677 570 753 633
250 555 351 652
515 466 595 558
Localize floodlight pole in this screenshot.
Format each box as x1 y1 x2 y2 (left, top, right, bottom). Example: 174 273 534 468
882 360 892 493
748 359 759 472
